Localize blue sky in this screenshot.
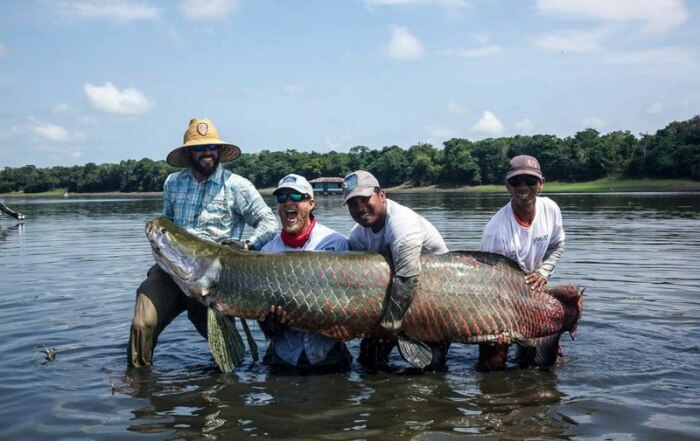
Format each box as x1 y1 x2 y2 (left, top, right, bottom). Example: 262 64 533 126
1 0 698 168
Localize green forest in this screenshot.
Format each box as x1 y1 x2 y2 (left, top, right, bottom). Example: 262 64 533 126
1 115 698 194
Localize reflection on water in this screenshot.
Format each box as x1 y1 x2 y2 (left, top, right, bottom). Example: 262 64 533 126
0 192 699 440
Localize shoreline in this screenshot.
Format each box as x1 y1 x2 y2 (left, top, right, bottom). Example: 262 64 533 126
2 178 699 199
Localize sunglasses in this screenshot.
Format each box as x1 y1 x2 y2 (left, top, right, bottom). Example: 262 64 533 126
191 144 221 153
275 193 309 203
508 175 540 187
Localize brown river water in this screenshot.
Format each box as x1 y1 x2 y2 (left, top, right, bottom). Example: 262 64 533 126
0 192 698 440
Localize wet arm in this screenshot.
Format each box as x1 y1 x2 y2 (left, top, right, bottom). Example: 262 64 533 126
536 239 565 280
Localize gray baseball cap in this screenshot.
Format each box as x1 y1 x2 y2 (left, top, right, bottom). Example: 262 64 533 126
342 170 380 203
505 155 543 180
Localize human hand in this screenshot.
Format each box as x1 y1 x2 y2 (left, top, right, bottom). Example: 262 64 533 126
258 305 290 335
524 272 547 292
222 239 253 251
320 325 353 341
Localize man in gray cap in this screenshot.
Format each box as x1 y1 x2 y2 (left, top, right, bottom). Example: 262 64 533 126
128 118 279 368
478 154 566 370
342 170 449 370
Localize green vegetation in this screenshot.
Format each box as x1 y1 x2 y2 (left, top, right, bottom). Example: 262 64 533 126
1 115 698 196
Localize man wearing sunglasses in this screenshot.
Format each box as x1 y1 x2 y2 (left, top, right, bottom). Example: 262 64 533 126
342 170 450 371
128 118 279 368
256 174 353 370
478 154 566 370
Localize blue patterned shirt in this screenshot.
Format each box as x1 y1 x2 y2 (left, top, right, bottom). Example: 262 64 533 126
162 165 279 249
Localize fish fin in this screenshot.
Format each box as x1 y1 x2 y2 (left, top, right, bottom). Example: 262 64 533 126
515 334 560 369
396 334 433 369
239 318 259 362
207 308 245 373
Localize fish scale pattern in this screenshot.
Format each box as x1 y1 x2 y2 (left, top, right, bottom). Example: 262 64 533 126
149 218 582 346
214 248 578 344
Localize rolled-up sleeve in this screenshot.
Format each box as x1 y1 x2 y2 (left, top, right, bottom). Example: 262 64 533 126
234 181 279 250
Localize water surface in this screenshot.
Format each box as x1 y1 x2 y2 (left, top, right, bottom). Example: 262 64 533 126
0 192 698 440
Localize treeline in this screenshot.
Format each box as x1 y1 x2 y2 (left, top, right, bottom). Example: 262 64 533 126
1 115 698 194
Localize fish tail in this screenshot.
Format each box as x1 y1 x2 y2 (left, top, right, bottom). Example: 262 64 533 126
207 307 246 373
515 334 561 370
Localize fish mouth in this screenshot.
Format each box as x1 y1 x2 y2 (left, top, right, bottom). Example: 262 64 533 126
146 220 195 281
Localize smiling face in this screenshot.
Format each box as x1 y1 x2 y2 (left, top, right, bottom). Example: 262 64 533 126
190 146 221 181
276 190 315 235
506 174 543 210
346 188 387 232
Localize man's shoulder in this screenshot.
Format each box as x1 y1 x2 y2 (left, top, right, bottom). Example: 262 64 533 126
221 169 255 187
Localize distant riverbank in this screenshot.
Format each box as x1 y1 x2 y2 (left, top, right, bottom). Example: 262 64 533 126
2 178 699 199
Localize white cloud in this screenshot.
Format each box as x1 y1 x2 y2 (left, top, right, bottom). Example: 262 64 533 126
601 47 697 75
384 25 425 60
33 122 71 142
0 43 9 58
325 135 352 151
84 82 155 115
645 102 664 116
534 28 612 53
471 111 505 137
582 116 607 129
535 0 688 33
515 118 535 132
179 0 241 21
34 144 83 160
427 125 457 139
366 0 468 9
56 0 161 22
444 45 502 58
446 100 468 115
282 85 305 96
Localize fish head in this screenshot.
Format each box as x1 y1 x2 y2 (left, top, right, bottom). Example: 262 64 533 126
145 217 221 304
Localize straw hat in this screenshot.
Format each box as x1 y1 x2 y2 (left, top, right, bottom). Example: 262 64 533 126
166 118 241 167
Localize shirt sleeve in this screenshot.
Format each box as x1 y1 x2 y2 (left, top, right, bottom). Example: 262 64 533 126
162 174 174 220
389 230 424 278
233 180 279 250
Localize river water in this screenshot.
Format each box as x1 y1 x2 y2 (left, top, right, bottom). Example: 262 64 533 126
0 192 698 440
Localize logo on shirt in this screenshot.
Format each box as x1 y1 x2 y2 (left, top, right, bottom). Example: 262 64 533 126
533 234 549 244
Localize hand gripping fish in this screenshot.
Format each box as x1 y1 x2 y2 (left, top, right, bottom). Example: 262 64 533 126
146 217 584 372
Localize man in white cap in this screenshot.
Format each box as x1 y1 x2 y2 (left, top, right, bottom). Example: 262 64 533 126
342 170 450 370
256 173 353 370
478 154 566 370
128 118 279 368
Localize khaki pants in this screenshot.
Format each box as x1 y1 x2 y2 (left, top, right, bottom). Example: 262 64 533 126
127 265 208 367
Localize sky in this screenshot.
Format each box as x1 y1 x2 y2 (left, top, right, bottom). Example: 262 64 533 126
1 0 698 169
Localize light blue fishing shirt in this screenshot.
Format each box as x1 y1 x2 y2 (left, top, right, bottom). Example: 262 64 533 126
162 165 278 249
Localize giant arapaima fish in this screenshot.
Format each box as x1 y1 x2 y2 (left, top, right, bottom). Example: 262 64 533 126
146 217 583 372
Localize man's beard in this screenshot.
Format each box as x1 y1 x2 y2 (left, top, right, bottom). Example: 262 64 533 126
192 154 220 177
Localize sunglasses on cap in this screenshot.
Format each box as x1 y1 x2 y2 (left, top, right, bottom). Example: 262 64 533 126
191 144 221 153
275 193 309 203
507 175 540 187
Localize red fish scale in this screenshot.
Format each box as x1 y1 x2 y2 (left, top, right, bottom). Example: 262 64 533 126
211 249 578 343
150 218 582 357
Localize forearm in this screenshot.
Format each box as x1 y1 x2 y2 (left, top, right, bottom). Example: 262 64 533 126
536 240 565 280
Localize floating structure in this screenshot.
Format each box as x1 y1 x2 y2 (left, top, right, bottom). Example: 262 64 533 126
309 177 344 195
0 200 25 220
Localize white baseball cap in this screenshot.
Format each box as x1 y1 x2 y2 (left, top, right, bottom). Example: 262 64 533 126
273 174 314 199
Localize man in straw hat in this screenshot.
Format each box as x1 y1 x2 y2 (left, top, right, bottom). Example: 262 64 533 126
128 118 279 368
342 170 451 371
478 154 566 370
